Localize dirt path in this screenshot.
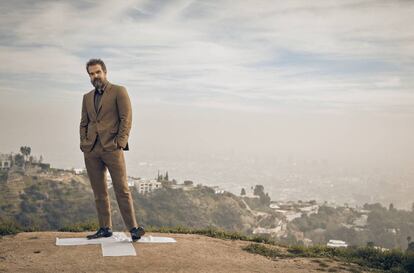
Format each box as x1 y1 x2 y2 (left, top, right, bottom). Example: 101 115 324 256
0 231 366 273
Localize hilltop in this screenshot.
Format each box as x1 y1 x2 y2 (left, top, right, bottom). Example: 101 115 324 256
0 230 369 273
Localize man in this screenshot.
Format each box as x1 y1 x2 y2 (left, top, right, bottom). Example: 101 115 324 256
79 58 145 242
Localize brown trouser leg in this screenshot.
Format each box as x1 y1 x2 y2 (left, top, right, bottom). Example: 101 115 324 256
84 137 138 230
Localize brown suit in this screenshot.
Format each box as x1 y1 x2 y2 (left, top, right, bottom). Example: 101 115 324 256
80 82 131 152
79 81 138 230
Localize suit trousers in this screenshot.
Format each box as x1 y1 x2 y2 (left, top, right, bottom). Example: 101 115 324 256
83 136 138 230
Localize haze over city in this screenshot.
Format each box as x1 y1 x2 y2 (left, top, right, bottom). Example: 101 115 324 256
1 0 413 208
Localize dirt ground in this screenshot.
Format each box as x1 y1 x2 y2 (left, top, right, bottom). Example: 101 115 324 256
0 231 367 273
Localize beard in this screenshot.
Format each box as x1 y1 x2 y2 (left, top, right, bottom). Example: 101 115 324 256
92 78 105 89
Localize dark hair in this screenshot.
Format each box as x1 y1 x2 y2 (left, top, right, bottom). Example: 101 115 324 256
86 58 107 73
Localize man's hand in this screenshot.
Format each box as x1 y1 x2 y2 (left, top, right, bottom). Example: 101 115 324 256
80 94 89 144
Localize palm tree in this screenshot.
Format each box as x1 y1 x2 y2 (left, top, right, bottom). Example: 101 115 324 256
20 146 31 162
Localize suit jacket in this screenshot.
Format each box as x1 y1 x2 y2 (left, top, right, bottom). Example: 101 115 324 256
80 82 132 152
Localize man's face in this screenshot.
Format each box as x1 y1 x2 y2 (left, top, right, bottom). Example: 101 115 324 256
87 64 107 89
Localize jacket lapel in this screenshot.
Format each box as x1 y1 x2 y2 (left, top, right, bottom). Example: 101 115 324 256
87 91 97 120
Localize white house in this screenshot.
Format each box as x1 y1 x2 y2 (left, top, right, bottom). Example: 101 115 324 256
0 154 12 170
299 205 319 216
73 168 86 175
170 183 194 191
242 186 260 198
353 214 368 227
135 179 162 194
211 186 225 194
327 239 348 248
269 203 280 209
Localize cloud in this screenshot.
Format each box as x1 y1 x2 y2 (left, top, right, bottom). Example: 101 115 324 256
0 0 413 114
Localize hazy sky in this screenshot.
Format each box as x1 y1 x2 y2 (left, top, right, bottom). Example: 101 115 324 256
1 1 413 187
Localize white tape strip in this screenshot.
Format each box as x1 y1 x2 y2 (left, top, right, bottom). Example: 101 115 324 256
101 240 136 256
56 232 176 257
136 235 177 243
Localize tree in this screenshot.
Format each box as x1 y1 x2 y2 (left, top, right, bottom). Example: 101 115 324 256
240 188 246 196
389 203 395 211
165 171 169 181
20 146 31 162
263 193 271 205
253 185 271 206
14 154 25 167
254 185 264 196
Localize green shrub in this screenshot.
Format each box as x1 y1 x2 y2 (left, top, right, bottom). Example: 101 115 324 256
0 221 22 236
58 220 99 232
242 243 286 258
244 243 412 272
402 253 414 273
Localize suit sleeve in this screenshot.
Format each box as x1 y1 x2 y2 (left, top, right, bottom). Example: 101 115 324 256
79 94 89 144
116 87 132 148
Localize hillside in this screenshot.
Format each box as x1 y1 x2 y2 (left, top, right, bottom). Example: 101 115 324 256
2 168 414 253
0 231 369 273
0 171 257 233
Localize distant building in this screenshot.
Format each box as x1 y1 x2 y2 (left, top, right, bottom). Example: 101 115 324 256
170 182 194 191
374 246 389 252
211 186 225 194
0 154 11 170
73 168 86 175
33 162 50 171
242 186 259 198
385 228 397 234
299 205 319 216
269 203 280 209
279 210 303 222
327 239 348 248
135 179 162 194
353 214 368 227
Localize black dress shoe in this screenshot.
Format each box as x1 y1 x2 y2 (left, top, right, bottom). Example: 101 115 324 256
130 226 145 242
86 227 113 239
